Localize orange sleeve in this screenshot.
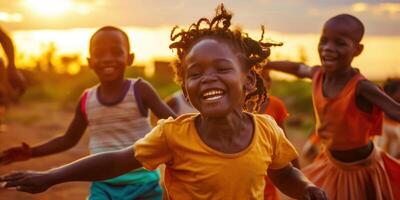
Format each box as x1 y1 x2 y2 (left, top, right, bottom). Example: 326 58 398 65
267 96 289 125
276 100 288 124
134 119 173 170
268 118 298 169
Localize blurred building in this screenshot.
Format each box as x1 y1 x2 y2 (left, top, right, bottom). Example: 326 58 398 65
130 65 146 77
153 61 174 83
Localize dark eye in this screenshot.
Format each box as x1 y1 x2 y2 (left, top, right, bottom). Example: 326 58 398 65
187 70 202 79
217 66 232 73
92 48 105 57
335 39 347 46
111 47 124 56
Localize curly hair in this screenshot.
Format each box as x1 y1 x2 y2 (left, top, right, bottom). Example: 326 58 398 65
169 4 281 112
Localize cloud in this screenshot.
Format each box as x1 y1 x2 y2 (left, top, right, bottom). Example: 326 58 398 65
351 2 368 12
351 2 400 13
1 0 399 36
351 2 400 18
0 11 23 22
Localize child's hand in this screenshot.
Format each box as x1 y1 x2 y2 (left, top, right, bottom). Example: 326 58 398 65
0 171 52 193
0 143 32 165
303 185 328 200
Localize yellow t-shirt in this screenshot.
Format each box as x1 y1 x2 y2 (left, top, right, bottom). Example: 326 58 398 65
134 113 298 200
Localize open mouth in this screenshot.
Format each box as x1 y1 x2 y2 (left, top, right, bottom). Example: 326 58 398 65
321 54 337 64
103 67 116 73
99 63 119 74
201 89 225 101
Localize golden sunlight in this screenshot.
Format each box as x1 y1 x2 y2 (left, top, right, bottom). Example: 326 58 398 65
24 0 73 16
10 27 400 79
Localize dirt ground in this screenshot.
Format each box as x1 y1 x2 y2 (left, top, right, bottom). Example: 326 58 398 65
0 102 308 200
0 102 91 200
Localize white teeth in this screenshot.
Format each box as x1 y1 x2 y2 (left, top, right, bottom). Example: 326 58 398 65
204 90 222 96
103 67 115 73
206 96 223 101
202 89 224 101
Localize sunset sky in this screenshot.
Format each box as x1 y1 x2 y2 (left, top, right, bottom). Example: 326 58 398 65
0 0 399 79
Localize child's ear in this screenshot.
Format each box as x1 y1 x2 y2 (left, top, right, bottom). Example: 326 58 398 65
87 57 93 69
354 43 364 57
244 70 257 91
127 53 135 66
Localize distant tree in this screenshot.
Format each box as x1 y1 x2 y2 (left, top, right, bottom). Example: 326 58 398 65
60 54 81 74
45 42 56 73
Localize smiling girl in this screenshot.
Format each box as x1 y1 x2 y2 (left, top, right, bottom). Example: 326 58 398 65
1 5 327 200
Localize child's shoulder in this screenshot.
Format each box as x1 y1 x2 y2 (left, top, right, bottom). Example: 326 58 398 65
252 113 284 138
253 113 278 125
154 113 199 140
156 113 198 127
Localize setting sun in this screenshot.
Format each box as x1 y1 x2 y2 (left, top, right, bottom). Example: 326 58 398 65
24 0 73 16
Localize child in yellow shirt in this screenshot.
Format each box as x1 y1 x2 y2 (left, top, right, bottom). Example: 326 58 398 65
0 4 327 200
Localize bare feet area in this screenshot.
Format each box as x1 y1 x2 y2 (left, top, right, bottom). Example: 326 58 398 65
0 102 90 200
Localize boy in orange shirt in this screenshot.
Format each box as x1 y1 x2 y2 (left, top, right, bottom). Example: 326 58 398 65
266 14 400 200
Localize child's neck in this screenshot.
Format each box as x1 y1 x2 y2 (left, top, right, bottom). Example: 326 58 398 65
195 109 254 154
324 67 354 81
98 78 128 103
323 67 356 98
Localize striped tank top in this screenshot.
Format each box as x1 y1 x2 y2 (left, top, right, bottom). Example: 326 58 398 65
82 79 159 184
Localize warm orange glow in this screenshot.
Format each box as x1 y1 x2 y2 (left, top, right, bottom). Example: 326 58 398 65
0 12 23 22
10 27 400 79
24 0 73 16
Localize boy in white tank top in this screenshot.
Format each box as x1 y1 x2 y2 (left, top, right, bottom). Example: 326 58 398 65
0 26 176 200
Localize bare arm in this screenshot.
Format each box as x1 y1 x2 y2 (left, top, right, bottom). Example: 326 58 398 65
0 28 15 69
0 27 26 93
358 80 400 122
137 79 177 119
1 147 141 194
1 101 87 164
265 61 319 79
268 165 327 199
31 102 87 157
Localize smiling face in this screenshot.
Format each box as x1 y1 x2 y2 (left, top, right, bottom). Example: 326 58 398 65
318 20 363 73
87 30 133 83
182 38 249 118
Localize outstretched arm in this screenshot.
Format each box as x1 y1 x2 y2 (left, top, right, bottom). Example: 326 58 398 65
0 28 15 69
1 101 87 164
358 80 400 121
0 146 141 194
268 165 327 200
0 27 26 93
137 79 177 119
265 61 319 79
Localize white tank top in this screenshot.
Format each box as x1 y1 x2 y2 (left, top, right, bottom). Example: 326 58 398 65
84 79 152 154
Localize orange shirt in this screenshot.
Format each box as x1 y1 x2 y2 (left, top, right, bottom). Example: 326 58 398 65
263 96 289 126
311 68 382 150
134 113 298 200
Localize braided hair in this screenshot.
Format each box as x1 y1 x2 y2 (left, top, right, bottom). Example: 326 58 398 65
169 4 281 112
